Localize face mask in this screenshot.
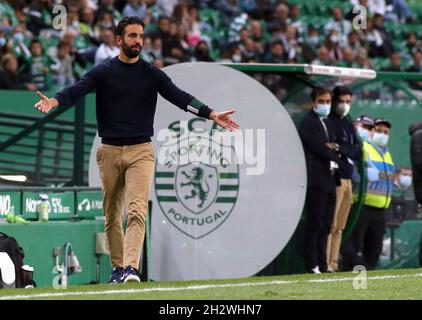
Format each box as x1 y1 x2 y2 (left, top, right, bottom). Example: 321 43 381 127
372 132 389 147
314 104 331 118
232 54 242 62
0 38 6 46
399 175 412 188
336 102 351 117
14 33 24 42
330 35 339 44
308 36 319 46
357 127 371 142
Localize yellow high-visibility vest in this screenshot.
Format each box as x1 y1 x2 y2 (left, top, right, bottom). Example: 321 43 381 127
363 142 395 209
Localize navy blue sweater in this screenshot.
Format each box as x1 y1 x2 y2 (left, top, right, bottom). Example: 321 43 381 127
329 114 363 179
54 57 213 145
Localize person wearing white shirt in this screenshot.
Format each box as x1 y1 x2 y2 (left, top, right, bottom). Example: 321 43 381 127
95 28 120 65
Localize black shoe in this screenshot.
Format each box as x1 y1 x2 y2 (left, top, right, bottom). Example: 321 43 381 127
108 267 124 284
121 266 141 283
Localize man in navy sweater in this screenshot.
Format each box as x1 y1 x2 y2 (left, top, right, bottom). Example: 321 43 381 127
34 16 239 284
326 86 362 272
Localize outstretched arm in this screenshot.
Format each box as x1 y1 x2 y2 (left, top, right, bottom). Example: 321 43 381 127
34 67 97 113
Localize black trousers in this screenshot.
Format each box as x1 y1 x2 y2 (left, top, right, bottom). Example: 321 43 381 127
304 187 336 272
348 205 386 270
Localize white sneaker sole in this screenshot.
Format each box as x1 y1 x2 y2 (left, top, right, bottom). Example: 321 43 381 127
123 274 140 283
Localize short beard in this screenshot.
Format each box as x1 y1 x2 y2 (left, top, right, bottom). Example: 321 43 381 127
121 41 142 59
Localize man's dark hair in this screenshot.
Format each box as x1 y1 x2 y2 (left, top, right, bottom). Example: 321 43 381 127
332 86 353 100
310 86 332 101
115 16 145 37
29 39 42 49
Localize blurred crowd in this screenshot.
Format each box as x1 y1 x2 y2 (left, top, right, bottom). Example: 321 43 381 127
0 0 421 92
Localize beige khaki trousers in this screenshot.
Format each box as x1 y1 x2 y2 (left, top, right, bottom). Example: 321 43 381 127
327 178 353 271
97 142 155 269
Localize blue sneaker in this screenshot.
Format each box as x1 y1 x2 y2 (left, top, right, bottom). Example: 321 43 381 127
121 266 140 283
108 267 124 284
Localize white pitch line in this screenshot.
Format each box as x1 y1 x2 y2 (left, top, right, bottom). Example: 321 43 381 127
1 273 422 300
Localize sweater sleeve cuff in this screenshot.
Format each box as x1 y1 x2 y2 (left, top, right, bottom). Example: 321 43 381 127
53 93 65 107
187 98 214 119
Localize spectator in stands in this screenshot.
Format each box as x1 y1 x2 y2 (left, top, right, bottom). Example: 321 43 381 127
0 53 35 90
20 39 52 91
288 4 305 38
325 29 344 65
148 15 176 57
304 27 320 52
262 40 286 63
172 2 190 27
156 0 179 17
150 36 164 61
324 7 352 47
94 28 120 65
299 86 340 274
186 4 204 48
382 52 403 72
94 11 115 39
123 0 148 20
228 45 243 62
239 0 257 13
26 0 53 36
153 56 164 68
338 47 355 68
267 3 289 33
164 24 191 65
367 14 394 58
0 30 9 57
279 25 299 63
96 0 122 26
347 31 363 56
403 32 418 62
10 24 31 63
312 46 334 66
66 4 83 36
216 0 243 28
227 27 250 53
391 0 413 23
192 40 214 62
79 7 98 45
353 48 374 69
140 36 153 62
50 42 76 88
406 51 422 91
249 20 264 44
240 37 259 63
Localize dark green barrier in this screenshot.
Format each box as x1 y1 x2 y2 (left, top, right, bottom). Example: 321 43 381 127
1 220 112 288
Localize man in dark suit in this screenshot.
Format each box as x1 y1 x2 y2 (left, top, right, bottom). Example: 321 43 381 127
299 86 340 273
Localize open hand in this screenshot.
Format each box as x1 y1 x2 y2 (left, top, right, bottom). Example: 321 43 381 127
210 109 240 132
34 91 58 114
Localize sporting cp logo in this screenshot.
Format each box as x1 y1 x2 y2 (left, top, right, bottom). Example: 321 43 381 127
155 136 239 239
